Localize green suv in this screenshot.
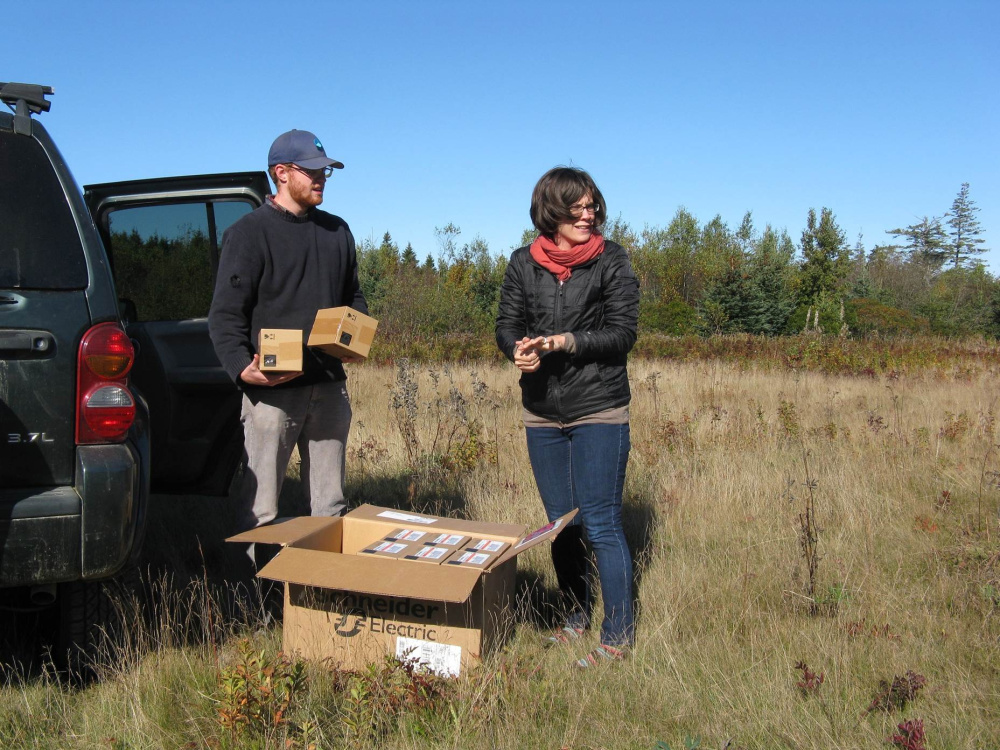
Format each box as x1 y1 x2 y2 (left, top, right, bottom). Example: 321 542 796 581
0 82 269 665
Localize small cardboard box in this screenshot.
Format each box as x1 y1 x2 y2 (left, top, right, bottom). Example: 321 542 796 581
359 539 412 559
258 329 303 371
385 528 433 544
307 307 378 360
228 504 576 677
468 538 510 556
424 532 470 549
445 548 499 569
403 544 456 565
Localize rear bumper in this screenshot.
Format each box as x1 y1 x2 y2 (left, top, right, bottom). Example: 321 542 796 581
0 438 148 589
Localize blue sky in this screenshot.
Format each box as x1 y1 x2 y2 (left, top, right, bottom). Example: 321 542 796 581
8 1 998 268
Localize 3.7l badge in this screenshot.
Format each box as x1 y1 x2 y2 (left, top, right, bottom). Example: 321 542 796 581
7 432 55 444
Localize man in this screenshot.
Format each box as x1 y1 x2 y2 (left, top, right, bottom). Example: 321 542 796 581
209 129 367 537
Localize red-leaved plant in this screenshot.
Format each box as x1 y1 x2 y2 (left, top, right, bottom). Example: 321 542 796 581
794 661 825 695
866 671 927 715
888 718 926 750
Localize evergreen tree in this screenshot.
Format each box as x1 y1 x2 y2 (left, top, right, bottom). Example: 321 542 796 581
946 183 988 268
699 261 749 334
846 233 869 296
798 207 849 304
699 224 795 336
401 242 417 267
736 211 754 256
886 216 948 268
357 232 401 313
747 226 796 334
850 262 876 300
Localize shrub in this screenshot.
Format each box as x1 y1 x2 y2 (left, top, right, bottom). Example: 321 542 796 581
848 298 931 336
338 655 451 747
639 297 698 335
216 639 308 740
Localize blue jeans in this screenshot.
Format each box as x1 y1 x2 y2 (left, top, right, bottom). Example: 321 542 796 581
525 422 634 647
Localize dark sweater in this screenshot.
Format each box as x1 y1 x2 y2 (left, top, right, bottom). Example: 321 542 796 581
208 200 368 390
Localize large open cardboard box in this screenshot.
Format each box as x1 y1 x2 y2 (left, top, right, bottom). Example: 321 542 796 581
228 504 576 676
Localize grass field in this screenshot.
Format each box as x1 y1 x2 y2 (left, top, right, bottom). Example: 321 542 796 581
2 354 999 749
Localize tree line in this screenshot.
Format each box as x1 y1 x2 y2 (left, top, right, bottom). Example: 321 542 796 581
357 183 995 346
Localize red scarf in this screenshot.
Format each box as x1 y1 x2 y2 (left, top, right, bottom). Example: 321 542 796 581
529 233 605 282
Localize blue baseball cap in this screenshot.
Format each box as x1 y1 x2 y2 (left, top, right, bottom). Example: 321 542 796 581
267 129 344 170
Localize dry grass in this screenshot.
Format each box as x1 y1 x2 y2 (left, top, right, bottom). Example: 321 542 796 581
2 358 1000 749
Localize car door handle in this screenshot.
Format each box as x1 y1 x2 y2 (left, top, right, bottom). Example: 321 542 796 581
0 330 54 354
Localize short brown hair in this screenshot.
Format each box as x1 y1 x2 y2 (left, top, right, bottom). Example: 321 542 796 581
529 167 607 238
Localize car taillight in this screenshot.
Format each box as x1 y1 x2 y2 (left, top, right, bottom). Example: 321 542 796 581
76 323 136 444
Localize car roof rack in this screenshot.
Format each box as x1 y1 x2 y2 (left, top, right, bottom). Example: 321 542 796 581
0 82 54 136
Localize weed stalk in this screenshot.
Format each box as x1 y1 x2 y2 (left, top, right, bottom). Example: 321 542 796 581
798 445 821 616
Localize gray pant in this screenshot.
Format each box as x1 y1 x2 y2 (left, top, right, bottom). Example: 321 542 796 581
237 379 352 532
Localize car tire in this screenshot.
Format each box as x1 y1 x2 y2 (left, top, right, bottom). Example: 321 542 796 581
56 567 143 683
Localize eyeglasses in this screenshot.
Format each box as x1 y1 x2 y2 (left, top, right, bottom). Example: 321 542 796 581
286 163 335 179
569 202 600 217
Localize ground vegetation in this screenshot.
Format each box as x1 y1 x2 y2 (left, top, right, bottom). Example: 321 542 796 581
2 352 999 748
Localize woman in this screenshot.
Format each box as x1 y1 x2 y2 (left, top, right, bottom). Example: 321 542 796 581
496 166 640 666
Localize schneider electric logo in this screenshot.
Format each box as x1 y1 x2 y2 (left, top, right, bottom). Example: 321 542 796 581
333 609 366 637
318 591 441 620
316 592 443 641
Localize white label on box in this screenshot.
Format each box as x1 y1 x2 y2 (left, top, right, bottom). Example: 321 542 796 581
431 533 465 546
378 510 437 525
396 636 462 677
455 551 490 566
473 539 505 553
414 546 449 560
391 529 427 542
373 541 408 555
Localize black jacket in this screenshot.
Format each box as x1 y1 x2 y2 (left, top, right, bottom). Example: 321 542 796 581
495 240 639 421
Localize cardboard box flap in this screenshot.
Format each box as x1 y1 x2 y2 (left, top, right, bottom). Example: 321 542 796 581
489 509 579 569
227 516 340 546
349 503 527 538
258 547 483 603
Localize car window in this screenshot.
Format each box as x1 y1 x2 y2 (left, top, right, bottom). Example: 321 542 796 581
106 199 254 321
0 130 87 290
